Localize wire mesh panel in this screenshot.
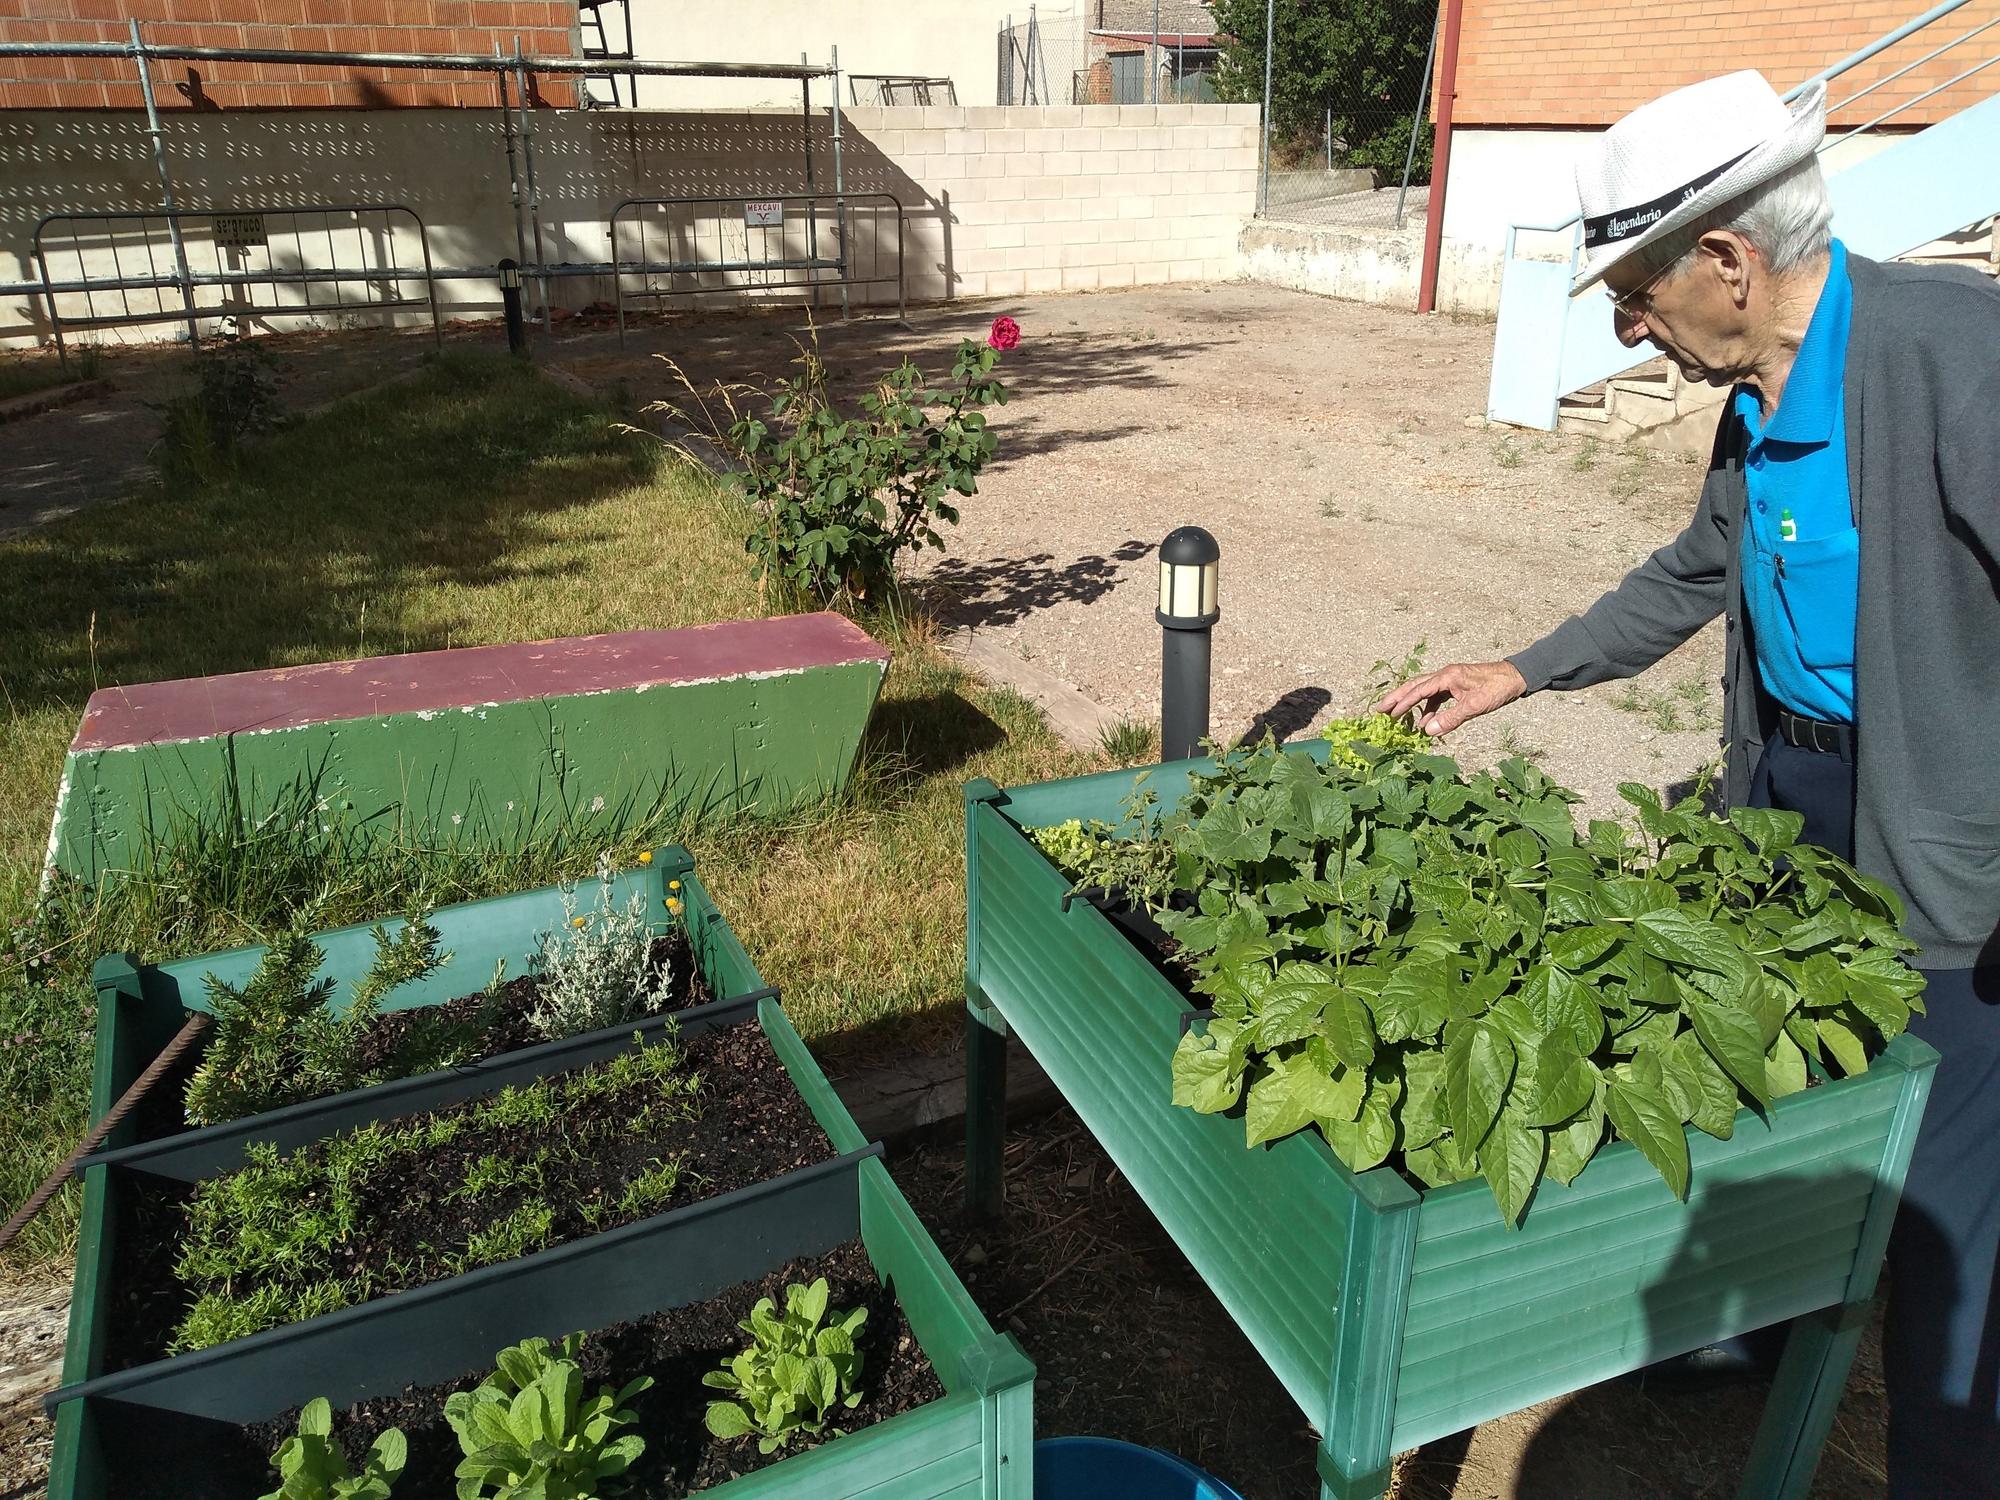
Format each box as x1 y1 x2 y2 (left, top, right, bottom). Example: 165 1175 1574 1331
31 204 441 358
997 3 1221 106
609 192 906 339
850 75 959 106
1217 0 1441 230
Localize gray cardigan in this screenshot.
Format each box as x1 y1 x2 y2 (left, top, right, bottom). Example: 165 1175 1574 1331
1509 253 2000 970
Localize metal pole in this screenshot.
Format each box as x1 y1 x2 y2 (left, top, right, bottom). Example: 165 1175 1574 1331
494 52 534 324
830 43 850 320
1152 0 1161 103
129 20 198 349
1326 105 1333 171
514 45 550 330
1395 4 1441 230
803 51 822 311
1258 0 1275 215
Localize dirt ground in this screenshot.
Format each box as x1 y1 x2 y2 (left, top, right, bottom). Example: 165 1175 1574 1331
550 283 1727 824
892 1106 1890 1500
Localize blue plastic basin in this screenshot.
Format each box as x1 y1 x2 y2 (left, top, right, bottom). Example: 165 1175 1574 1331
1033 1437 1248 1500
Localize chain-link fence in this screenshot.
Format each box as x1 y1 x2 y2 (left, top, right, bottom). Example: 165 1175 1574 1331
1213 0 1440 231
997 3 1221 107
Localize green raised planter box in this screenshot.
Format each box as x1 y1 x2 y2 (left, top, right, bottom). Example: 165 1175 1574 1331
49 851 1032 1500
963 753 1935 1500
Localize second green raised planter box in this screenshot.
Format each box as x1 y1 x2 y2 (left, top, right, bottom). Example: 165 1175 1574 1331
964 755 1933 1500
49 849 1032 1500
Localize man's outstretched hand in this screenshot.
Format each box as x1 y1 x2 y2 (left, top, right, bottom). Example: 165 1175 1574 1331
1372 660 1529 737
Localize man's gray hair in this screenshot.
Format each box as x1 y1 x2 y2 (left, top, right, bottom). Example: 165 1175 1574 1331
1628 155 1834 282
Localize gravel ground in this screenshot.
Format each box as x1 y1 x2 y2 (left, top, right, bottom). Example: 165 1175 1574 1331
558 283 1727 823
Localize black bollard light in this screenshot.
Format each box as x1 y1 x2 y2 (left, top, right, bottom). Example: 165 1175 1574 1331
499 258 527 357
1156 525 1220 762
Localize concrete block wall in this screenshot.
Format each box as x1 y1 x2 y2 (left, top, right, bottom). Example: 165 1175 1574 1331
845 102 1259 298
0 101 1259 345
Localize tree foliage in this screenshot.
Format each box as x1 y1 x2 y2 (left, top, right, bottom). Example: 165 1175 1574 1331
1212 0 1437 177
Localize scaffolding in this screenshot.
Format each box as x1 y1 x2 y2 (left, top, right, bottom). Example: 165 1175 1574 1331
0 27 877 352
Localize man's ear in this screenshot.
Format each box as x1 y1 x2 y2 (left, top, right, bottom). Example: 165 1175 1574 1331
1700 230 1754 306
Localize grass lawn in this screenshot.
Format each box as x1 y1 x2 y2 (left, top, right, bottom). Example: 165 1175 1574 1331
0 351 1095 1269
0 348 99 402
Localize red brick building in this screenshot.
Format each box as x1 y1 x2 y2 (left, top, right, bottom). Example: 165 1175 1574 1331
0 0 577 109
1451 0 1999 129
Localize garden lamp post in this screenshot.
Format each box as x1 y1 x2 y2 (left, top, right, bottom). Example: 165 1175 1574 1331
1156 525 1220 761
499 258 527 357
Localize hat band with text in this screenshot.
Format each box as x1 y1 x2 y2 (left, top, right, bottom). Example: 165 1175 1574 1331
1582 148 1755 250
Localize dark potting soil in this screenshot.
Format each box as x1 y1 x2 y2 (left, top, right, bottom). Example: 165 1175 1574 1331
105 1240 943 1500
105 1015 831 1372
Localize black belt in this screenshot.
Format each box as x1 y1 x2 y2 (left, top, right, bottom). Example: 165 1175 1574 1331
1776 710 1853 757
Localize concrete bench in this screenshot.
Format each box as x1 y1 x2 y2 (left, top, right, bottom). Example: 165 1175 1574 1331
48 612 889 885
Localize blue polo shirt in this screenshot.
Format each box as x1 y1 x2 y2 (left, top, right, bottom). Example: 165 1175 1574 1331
1735 239 1858 724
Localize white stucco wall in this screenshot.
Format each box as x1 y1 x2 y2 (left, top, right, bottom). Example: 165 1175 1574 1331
619 1 1086 109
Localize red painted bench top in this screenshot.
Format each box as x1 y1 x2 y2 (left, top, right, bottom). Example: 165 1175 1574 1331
73 613 888 752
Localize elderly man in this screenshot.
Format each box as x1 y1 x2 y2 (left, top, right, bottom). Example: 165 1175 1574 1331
1378 70 2000 1495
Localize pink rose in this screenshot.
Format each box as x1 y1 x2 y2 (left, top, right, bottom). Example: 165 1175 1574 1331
987 315 1021 352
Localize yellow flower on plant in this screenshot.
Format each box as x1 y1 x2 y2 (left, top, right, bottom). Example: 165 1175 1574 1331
668 879 681 891
637 850 654 865
665 897 684 916
571 916 588 929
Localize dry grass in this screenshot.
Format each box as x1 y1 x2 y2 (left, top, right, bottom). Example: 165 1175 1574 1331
0 351 1093 1267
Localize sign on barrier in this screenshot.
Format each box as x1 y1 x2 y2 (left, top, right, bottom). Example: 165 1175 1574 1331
743 200 784 227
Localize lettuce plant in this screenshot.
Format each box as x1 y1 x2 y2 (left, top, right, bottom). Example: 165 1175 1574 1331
445 1334 650 1500
703 1277 868 1453
260 1396 405 1500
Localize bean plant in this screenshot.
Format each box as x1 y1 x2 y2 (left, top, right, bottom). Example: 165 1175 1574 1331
703 1277 868 1453
1035 737 1925 1225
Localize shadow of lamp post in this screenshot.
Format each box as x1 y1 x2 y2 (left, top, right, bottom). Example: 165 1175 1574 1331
1157 526 1220 762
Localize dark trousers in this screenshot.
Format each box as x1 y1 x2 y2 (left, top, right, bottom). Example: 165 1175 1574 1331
1749 733 2000 1497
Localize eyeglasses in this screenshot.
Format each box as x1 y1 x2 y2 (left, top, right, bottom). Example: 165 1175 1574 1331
1606 255 1683 318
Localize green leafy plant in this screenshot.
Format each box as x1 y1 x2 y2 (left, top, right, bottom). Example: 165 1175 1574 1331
184 914 451 1125
1320 712 1431 770
1052 738 1924 1225
445 1334 650 1499
1028 813 1177 907
152 342 282 490
671 324 1010 606
260 1396 406 1500
527 876 677 1041
703 1277 868 1454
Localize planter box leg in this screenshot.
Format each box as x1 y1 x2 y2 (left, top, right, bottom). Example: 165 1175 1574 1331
966 990 1010 1222
1736 1299 1871 1500
1315 1442 1390 1500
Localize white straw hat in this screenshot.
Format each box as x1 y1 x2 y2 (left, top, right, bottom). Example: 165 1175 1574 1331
1572 70 1827 294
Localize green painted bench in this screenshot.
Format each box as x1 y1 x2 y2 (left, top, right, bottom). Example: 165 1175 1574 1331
962 753 1934 1500
47 612 889 884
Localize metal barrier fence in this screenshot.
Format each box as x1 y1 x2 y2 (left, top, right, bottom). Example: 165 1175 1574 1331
1240 0 1442 231
31 204 441 367
609 192 907 344
850 74 958 105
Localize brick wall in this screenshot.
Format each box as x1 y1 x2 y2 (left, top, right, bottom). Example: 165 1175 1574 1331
0 1 575 110
1454 0 2000 128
